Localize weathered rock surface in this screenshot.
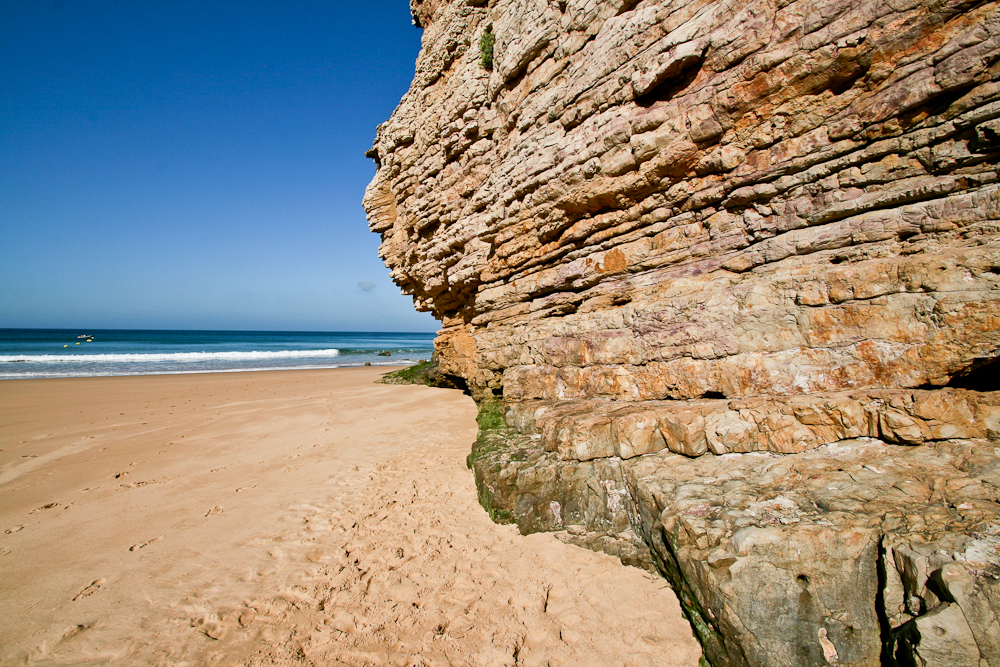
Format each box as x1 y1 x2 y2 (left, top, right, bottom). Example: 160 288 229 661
366 0 1000 402
364 0 1000 664
507 387 1000 459
471 431 1000 666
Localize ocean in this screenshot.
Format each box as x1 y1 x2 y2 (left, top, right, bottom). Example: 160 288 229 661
0 329 436 380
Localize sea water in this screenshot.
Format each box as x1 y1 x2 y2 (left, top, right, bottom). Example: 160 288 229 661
0 329 436 380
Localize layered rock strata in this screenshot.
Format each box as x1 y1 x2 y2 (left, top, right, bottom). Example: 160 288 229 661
365 0 1000 401
364 0 1000 664
470 429 1000 666
507 387 1000 459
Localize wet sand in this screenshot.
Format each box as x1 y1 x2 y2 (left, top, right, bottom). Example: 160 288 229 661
0 368 700 666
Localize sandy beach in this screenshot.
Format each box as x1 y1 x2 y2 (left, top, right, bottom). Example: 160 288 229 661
0 368 700 666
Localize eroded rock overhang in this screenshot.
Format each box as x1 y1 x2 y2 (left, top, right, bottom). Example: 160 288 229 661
365 0 1000 401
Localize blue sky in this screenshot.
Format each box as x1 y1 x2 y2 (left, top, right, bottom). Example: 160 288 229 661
0 1 434 332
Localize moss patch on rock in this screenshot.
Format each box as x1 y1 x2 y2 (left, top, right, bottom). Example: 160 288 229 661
377 358 468 390
377 360 436 385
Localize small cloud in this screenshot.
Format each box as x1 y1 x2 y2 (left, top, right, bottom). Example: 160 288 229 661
357 281 376 292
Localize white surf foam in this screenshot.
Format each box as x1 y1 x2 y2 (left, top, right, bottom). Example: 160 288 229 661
0 349 342 364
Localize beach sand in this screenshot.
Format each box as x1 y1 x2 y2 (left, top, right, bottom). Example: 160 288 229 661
0 368 701 666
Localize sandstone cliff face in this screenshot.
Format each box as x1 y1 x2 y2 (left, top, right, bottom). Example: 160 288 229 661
364 0 1000 665
366 0 1000 402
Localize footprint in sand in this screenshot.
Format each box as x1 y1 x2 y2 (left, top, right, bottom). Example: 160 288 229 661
4 525 24 535
129 536 163 552
60 623 93 641
117 480 150 490
191 614 228 640
331 611 358 634
72 578 106 601
205 506 223 517
305 548 329 563
29 503 59 515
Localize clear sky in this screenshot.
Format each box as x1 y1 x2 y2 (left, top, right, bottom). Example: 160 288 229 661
0 1 435 332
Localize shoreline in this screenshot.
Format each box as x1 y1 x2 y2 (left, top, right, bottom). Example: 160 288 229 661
0 361 424 382
0 367 700 666
0 328 436 381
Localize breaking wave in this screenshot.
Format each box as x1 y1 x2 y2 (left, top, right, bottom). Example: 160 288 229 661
0 349 342 364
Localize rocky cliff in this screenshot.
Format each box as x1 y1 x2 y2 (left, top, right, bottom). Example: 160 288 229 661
363 0 1000 664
